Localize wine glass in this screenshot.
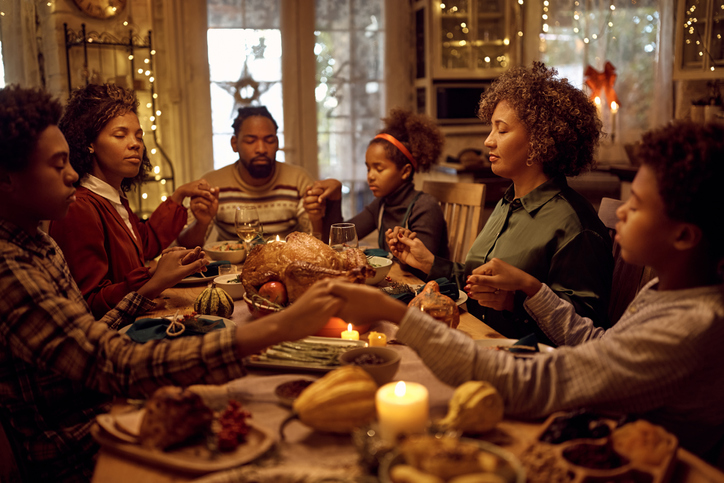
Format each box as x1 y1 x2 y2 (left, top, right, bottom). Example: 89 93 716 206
235 206 263 247
329 223 358 252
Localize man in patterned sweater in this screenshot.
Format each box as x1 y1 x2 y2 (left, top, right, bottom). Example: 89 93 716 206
180 106 340 245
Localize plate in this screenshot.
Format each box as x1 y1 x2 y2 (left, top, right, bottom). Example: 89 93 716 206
245 336 365 373
119 316 236 335
92 410 275 475
176 271 218 285
378 437 526 483
274 379 315 407
475 338 555 354
456 289 468 306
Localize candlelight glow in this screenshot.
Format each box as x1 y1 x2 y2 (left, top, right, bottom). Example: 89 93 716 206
611 101 619 113
594 96 602 106
275 235 281 242
394 381 406 397
347 323 353 332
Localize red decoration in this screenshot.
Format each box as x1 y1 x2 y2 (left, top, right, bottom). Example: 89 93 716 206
584 61 620 108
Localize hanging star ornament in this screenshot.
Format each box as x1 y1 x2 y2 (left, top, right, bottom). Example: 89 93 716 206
584 61 620 108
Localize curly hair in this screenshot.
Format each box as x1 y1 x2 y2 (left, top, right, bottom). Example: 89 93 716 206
477 61 602 177
59 84 151 192
231 106 278 135
368 108 444 174
638 121 724 260
0 85 63 172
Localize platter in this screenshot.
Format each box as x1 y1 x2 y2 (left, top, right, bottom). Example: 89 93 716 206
475 338 555 354
245 336 365 373
92 410 275 475
119 316 236 335
378 437 526 483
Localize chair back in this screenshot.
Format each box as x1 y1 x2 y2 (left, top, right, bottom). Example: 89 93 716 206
423 181 486 264
598 197 657 323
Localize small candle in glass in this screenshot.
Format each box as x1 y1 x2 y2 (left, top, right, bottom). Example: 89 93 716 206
376 381 429 442
368 331 387 347
340 323 359 340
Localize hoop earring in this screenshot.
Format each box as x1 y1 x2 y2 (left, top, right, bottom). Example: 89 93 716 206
526 159 534 167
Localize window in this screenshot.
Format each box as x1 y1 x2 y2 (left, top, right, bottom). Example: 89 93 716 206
539 0 661 145
0 39 5 87
207 0 284 170
314 0 385 218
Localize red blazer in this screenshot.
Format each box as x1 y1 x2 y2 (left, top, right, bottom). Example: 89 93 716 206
49 187 187 319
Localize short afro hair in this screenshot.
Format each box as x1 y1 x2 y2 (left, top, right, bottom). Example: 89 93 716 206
231 106 278 135
0 85 63 172
368 108 444 175
59 83 151 193
638 121 724 261
478 61 602 178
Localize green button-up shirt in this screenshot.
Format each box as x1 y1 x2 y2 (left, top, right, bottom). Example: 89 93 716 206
429 176 613 345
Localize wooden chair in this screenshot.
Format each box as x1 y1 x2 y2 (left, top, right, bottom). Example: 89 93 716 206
422 181 486 264
598 197 657 323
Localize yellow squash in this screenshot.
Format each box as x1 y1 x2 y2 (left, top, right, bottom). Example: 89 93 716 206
194 283 234 318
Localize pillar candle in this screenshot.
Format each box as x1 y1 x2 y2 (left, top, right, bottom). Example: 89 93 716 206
376 381 429 442
340 323 359 340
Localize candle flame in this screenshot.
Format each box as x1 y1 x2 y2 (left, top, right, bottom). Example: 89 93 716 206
394 381 407 397
610 101 619 113
347 323 353 331
594 96 601 106
275 235 281 242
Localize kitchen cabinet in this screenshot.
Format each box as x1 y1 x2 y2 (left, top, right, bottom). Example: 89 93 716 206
674 0 724 80
413 0 522 132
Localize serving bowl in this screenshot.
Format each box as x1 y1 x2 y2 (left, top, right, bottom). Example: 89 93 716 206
365 256 393 285
203 240 247 264
339 346 401 386
213 274 245 300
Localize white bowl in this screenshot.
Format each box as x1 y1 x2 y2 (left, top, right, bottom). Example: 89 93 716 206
213 274 246 300
203 240 247 264
365 256 393 285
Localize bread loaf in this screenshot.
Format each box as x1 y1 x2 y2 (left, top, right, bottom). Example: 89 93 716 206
139 386 214 450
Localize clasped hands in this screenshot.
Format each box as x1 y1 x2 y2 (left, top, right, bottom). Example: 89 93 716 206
174 178 220 225
303 179 342 222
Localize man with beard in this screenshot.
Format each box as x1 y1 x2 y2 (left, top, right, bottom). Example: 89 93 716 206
183 106 338 243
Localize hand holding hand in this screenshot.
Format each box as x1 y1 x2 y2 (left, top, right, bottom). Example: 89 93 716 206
385 227 433 273
139 248 209 299
327 280 408 326
272 280 345 341
303 179 342 221
465 258 542 306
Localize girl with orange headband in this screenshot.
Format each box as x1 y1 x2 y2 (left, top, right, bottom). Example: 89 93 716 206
304 108 449 258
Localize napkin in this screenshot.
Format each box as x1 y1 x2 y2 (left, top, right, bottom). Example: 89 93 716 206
186 260 231 278
364 248 390 258
124 316 226 343
388 278 459 304
510 333 540 353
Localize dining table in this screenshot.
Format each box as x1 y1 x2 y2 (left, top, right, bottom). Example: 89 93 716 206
91 261 724 483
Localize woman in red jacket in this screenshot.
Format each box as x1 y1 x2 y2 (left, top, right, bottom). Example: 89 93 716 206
49 84 218 319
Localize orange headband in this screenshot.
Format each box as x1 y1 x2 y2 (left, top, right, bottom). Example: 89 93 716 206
374 133 418 170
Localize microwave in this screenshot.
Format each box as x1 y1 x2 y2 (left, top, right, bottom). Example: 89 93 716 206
433 82 491 125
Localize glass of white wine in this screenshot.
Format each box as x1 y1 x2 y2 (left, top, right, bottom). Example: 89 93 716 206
235 206 263 248
329 223 358 252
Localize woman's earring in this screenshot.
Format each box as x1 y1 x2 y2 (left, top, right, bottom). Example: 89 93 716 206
89 147 95 154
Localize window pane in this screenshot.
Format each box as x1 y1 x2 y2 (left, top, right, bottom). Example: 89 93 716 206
0 41 4 87
208 0 280 28
208 28 283 169
540 0 660 144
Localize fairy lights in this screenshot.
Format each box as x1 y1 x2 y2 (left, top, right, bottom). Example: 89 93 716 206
683 2 718 72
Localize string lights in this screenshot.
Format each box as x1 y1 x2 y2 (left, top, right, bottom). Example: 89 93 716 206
682 2 721 72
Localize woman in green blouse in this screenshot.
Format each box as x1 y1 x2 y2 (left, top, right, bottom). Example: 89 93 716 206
387 62 614 345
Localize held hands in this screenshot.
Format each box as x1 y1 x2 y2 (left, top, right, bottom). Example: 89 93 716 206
327 280 408 326
269 280 346 341
172 179 220 225
385 227 434 274
465 258 542 311
303 179 342 222
140 247 209 300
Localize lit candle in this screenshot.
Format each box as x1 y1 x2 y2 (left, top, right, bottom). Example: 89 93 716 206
340 323 359 340
376 381 429 442
274 235 286 243
594 95 602 119
610 101 619 143
368 331 387 347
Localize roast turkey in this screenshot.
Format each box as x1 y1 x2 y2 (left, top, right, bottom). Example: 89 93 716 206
241 232 374 303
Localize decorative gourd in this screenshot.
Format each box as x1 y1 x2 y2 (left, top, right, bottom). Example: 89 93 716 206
437 381 503 434
194 283 234 318
280 365 377 437
408 281 460 328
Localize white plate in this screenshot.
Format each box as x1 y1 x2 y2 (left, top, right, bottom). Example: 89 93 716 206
455 289 468 306
119 316 236 335
245 336 365 373
475 338 555 353
176 271 218 285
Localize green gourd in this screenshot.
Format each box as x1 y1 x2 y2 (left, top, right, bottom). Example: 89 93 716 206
194 283 234 318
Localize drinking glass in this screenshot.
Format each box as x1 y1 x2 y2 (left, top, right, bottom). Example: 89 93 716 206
329 223 358 252
235 206 263 247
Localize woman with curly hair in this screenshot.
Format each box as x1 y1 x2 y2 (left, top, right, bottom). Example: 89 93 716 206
388 62 614 345
304 108 449 258
49 84 218 319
